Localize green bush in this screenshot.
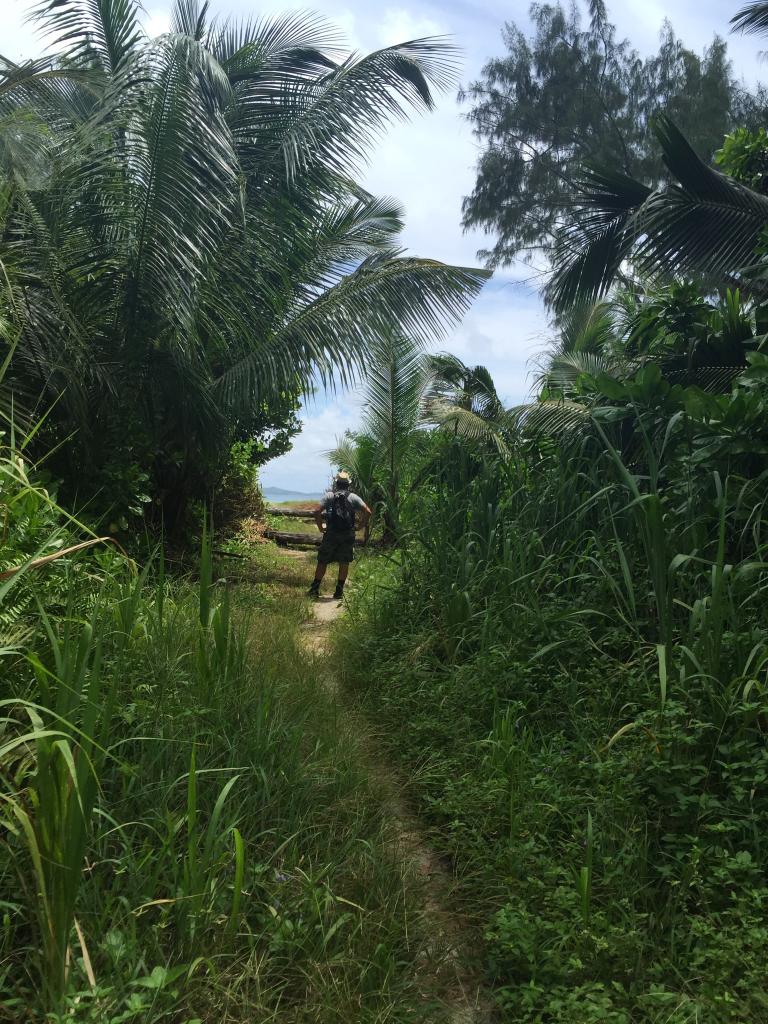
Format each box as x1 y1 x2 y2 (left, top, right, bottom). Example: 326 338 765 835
0 449 435 1022
339 430 768 1021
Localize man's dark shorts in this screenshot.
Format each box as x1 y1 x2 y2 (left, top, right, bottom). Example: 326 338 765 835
317 528 356 565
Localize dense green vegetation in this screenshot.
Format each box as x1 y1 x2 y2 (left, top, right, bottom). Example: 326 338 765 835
330 341 505 538
1 433 472 1021
9 0 768 1020
0 0 485 532
342 404 768 1019
461 0 768 268
0 1 487 1019
336 5 768 1021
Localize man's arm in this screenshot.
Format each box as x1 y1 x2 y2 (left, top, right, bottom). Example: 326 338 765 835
313 502 325 533
361 502 373 543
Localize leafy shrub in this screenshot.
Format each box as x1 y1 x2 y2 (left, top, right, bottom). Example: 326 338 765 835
0 446 431 1022
340 426 768 1021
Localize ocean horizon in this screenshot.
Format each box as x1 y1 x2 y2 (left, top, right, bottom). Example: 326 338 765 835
263 485 322 502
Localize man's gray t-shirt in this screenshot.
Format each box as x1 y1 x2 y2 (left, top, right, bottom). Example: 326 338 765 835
321 490 366 531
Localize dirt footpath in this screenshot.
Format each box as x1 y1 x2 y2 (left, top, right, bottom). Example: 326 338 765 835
286 548 493 1023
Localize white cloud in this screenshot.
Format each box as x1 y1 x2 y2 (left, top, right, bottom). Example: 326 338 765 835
331 10 362 51
4 0 52 60
143 8 171 37
447 284 548 404
375 9 446 47
361 103 484 267
260 391 366 492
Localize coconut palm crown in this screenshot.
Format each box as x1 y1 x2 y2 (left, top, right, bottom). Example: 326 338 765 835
0 0 488 525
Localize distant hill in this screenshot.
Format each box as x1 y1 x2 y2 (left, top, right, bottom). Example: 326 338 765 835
263 485 322 503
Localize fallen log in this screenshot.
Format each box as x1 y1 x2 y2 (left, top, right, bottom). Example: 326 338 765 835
264 528 320 546
266 506 316 519
264 528 381 548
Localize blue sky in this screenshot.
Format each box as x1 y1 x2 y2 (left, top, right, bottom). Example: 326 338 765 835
5 0 765 491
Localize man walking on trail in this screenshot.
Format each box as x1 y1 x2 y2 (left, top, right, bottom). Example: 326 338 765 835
308 472 371 600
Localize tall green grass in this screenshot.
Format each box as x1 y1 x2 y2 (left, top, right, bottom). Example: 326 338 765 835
340 435 768 1022
0 439 453 1022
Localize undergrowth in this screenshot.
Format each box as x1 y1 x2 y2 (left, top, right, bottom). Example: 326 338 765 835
339 442 768 1024
0 446 446 1023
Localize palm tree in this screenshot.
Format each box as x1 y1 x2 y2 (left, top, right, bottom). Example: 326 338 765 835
327 432 379 507
329 332 431 541
331 347 515 538
546 115 768 312
544 0 768 315
509 300 621 440
359 332 432 541
512 285 762 443
0 0 488 528
422 352 509 452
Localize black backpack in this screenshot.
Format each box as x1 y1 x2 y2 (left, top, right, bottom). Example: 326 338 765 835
327 492 355 532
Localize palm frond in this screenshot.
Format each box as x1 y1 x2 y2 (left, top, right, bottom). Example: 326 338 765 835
425 352 502 412
547 166 651 311
424 350 505 440
362 332 430 455
326 435 358 474
633 116 768 286
30 0 144 74
0 55 100 98
326 431 379 502
555 301 617 355
0 107 51 184
250 39 461 186
542 351 621 397
171 0 209 41
508 399 591 441
217 255 487 409
210 11 341 69
288 194 405 294
549 117 768 311
731 2 768 35
427 352 469 386
426 400 509 454
469 364 500 404
124 33 238 331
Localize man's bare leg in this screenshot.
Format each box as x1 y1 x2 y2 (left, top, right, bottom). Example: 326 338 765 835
308 561 328 597
334 563 349 599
